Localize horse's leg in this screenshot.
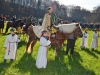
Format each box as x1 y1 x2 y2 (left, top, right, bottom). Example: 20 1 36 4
25 34 28 42
23 33 25 41
23 33 26 41
55 46 58 57
54 44 59 57
22 32 24 41
59 40 64 51
25 38 32 53
25 42 29 53
30 39 37 53
2 28 3 33
54 46 57 57
20 31 21 38
55 41 63 57
0 28 3 33
5 27 9 33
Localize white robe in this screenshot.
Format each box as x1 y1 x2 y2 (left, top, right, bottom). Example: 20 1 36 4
91 32 98 49
36 37 51 69
4 34 20 59
80 32 88 47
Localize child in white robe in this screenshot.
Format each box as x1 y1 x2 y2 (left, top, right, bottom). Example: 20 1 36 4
91 29 98 51
36 30 51 69
80 30 88 48
4 28 20 63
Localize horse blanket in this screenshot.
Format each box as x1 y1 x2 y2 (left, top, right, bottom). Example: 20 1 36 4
33 23 78 38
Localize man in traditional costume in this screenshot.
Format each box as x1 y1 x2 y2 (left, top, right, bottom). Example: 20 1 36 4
80 29 88 48
4 28 20 63
91 29 99 51
42 7 55 36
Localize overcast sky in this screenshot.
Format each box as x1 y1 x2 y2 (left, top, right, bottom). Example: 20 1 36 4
57 0 100 10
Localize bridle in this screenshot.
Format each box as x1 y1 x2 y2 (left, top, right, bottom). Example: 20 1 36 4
74 26 82 37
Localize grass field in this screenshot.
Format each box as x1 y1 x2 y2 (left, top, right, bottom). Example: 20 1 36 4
0 23 100 75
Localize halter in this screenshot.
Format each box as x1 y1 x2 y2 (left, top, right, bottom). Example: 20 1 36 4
74 26 82 37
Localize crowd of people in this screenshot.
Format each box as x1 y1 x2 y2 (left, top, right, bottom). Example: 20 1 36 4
1 7 100 70
80 23 100 30
81 29 99 51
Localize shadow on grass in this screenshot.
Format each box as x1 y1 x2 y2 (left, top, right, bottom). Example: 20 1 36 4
49 45 55 50
67 51 95 75
17 40 27 49
94 50 100 55
4 47 95 75
15 53 37 75
83 48 98 59
0 62 13 75
51 50 95 75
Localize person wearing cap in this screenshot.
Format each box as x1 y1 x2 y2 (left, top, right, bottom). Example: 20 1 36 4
80 29 88 49
90 29 99 51
4 28 20 63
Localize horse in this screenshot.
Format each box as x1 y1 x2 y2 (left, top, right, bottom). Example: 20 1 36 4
18 25 33 41
5 19 22 33
0 17 6 33
25 23 83 56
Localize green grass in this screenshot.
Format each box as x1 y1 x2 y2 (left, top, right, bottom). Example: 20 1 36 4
0 23 100 75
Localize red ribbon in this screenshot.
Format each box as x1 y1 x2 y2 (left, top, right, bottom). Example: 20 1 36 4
8 42 16 55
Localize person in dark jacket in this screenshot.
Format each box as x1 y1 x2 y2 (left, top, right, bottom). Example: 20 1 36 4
12 15 16 27
66 33 77 55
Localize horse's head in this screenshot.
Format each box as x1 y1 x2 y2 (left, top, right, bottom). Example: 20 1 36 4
74 23 83 38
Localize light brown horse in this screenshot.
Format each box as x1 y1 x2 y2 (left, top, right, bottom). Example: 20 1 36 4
25 24 83 56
